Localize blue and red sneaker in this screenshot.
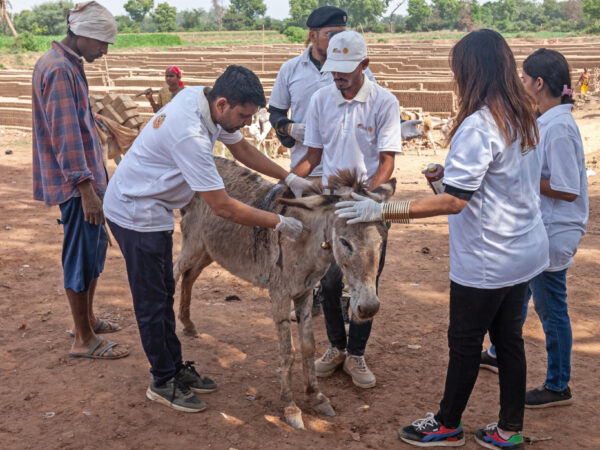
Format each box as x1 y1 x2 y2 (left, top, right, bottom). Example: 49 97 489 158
398 412 465 447
474 423 524 449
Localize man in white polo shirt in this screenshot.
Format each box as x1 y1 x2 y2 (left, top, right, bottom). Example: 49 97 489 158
293 31 402 388
104 66 313 413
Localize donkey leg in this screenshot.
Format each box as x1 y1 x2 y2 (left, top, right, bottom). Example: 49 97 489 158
179 254 212 336
271 293 304 430
293 293 336 417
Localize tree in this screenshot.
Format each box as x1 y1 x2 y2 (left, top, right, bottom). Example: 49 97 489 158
406 0 431 30
13 1 72 35
470 0 482 23
124 0 154 23
150 2 176 32
229 0 267 20
212 0 225 31
289 0 318 27
432 0 460 26
338 0 391 26
583 0 600 20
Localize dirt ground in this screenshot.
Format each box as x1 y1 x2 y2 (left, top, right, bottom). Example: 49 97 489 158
1 106 599 449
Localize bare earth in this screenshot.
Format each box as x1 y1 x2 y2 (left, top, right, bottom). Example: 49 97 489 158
1 107 599 449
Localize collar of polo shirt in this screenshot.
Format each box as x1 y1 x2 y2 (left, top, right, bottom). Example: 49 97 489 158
333 76 373 106
537 103 573 126
197 87 218 134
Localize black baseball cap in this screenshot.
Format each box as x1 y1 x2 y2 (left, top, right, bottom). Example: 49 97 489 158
306 6 347 28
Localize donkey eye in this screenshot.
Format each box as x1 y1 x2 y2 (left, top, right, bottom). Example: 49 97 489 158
339 238 353 252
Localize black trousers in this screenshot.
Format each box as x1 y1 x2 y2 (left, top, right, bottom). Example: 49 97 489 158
108 220 183 386
319 228 388 357
436 281 529 431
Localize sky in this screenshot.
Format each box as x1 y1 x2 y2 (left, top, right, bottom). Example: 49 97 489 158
11 0 409 19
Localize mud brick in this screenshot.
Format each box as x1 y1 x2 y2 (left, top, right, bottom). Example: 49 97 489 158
114 99 138 115
102 93 118 105
123 117 139 128
91 102 104 114
120 108 139 121
101 104 124 124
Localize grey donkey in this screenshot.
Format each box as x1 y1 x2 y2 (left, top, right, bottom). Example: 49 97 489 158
173 157 395 430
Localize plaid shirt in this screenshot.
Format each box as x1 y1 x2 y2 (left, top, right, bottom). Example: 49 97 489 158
32 41 106 206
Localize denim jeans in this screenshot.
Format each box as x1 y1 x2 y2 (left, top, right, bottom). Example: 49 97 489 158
319 226 388 357
489 269 571 392
108 220 183 386
437 281 529 432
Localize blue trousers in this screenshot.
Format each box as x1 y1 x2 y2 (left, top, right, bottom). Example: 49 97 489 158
489 269 571 392
108 220 183 386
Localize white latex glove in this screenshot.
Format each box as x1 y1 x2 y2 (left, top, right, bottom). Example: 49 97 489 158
285 173 314 199
335 193 383 224
275 214 304 241
288 123 306 142
401 119 422 141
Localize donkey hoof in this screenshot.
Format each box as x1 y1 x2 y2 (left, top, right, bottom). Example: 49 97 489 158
284 405 305 430
313 396 336 417
183 327 198 337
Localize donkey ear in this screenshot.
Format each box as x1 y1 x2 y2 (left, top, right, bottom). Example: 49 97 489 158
278 195 340 210
366 178 396 202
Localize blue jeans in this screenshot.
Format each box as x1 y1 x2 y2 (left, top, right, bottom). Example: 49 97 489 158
489 269 571 392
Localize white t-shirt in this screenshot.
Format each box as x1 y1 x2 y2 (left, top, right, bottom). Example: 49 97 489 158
537 104 588 271
269 46 375 176
303 77 402 187
443 108 549 289
103 86 243 232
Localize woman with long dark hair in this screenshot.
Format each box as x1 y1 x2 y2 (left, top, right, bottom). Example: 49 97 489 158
335 29 548 448
482 49 588 409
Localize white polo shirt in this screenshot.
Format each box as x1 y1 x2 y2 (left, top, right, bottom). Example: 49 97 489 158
443 108 549 289
303 77 402 187
103 86 242 232
537 104 588 271
269 46 376 177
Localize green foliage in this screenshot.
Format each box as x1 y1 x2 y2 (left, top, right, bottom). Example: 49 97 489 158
13 1 73 36
585 21 600 32
283 26 308 43
406 0 432 31
13 31 40 52
151 3 177 32
124 0 154 23
432 0 461 27
222 10 247 30
289 0 318 27
583 0 600 19
114 15 140 33
229 0 267 20
288 0 390 28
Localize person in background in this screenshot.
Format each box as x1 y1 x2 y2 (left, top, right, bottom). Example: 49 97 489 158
145 65 185 113
575 67 590 96
481 49 588 410
31 1 128 360
336 30 548 449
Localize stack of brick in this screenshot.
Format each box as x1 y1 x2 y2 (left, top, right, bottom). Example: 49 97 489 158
91 94 146 132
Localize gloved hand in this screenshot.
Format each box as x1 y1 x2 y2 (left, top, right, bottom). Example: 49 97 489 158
275 214 304 241
285 173 315 199
288 123 306 142
335 193 383 224
401 119 422 141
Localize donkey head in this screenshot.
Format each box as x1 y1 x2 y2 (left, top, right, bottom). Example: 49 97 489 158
279 172 396 321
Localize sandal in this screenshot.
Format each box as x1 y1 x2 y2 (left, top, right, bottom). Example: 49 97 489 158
68 336 129 360
66 318 121 337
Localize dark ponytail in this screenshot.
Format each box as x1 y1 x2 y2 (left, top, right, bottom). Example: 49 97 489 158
523 48 574 104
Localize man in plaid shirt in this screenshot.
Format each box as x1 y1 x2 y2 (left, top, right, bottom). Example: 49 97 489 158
32 1 127 360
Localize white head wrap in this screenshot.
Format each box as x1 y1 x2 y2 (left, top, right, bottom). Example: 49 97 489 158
67 1 117 44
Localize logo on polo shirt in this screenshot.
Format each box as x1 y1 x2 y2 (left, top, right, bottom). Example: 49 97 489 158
153 113 167 129
357 123 373 133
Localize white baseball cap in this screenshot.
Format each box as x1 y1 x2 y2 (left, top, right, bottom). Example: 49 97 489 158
321 31 368 74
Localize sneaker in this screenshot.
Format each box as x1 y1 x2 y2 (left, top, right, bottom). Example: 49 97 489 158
176 361 217 394
474 424 524 449
398 412 465 447
146 377 207 413
343 354 376 388
480 350 498 374
315 346 346 377
525 385 573 409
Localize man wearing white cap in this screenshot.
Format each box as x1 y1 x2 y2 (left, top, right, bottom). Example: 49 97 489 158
292 31 402 388
32 1 128 360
